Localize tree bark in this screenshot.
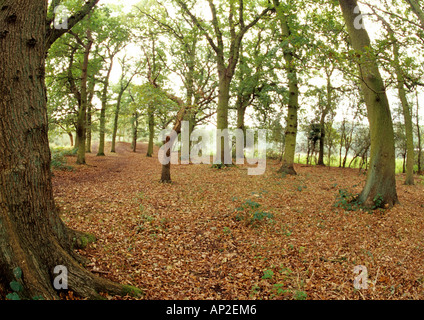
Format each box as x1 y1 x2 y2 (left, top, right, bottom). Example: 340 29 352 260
161 105 187 182
0 0 141 299
216 73 231 164
318 74 333 166
395 53 415 185
110 91 124 153
68 132 74 147
86 103 92 153
132 112 139 153
75 29 93 165
274 0 299 175
147 105 155 157
417 92 422 175
339 0 398 208
375 11 415 185
406 0 424 28
97 59 114 157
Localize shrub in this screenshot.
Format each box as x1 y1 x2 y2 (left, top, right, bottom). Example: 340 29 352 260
334 188 360 211
50 147 74 171
235 199 274 226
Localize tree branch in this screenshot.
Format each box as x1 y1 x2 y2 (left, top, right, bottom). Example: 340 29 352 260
46 0 100 50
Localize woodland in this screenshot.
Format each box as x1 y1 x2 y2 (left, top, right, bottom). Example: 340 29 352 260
0 0 424 301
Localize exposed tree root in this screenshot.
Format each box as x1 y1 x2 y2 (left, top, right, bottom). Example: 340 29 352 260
278 164 297 176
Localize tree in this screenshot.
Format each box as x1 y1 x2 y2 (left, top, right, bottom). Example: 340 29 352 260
66 22 94 165
0 0 140 299
416 91 423 174
324 116 340 166
370 7 415 184
96 10 130 156
405 0 424 28
177 0 272 164
110 56 140 153
136 1 218 158
46 16 101 155
338 0 398 208
273 0 301 175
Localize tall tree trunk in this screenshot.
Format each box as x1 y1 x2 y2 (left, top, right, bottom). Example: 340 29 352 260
74 129 80 151
0 0 139 299
215 71 231 164
161 106 187 182
339 0 398 208
417 92 422 174
97 104 106 156
86 104 92 153
86 78 95 154
181 49 195 163
97 60 113 157
343 144 350 168
132 112 138 153
318 75 333 166
396 66 415 185
75 30 93 165
147 105 154 157
339 135 343 167
110 91 123 153
376 13 415 184
402 152 406 174
236 97 248 136
318 122 325 166
274 0 299 175
68 132 74 147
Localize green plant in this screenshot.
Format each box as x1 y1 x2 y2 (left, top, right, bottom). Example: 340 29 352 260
211 163 225 169
50 148 73 171
141 213 155 224
6 267 23 300
293 290 307 300
372 194 384 210
262 269 274 280
334 188 361 211
272 283 289 296
235 199 274 226
252 211 274 223
249 284 261 297
279 266 293 276
243 199 261 210
296 185 307 192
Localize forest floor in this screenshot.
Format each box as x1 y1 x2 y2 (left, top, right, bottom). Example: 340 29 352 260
52 142 424 300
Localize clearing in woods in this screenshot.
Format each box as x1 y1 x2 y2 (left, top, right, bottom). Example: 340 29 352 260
52 142 424 300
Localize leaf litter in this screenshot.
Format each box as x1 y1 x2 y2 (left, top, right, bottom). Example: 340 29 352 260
52 142 424 300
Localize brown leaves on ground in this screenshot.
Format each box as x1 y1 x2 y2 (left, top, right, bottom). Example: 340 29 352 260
53 142 424 300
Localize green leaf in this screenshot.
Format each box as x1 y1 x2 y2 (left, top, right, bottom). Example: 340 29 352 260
10 281 23 292
13 267 22 280
6 292 20 300
262 269 274 280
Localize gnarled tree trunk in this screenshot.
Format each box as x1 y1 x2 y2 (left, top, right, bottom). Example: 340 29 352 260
0 0 140 300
